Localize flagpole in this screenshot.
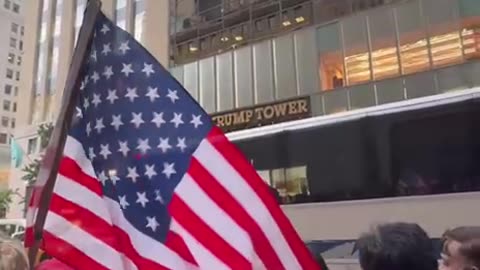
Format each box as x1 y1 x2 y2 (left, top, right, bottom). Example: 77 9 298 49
27 0 102 268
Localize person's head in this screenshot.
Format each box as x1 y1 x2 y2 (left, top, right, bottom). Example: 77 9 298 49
356 222 437 270
440 226 480 270
0 232 28 270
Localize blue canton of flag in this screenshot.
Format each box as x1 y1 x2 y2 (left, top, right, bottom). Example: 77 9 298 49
71 13 211 242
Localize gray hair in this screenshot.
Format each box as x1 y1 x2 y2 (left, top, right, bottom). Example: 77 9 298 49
0 231 28 270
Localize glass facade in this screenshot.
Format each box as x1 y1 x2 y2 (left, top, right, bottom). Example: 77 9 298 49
74 0 87 45
32 0 50 124
171 0 480 117
49 0 63 94
133 0 145 42
116 0 127 31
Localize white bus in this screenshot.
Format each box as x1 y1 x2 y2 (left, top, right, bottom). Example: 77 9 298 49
227 89 480 268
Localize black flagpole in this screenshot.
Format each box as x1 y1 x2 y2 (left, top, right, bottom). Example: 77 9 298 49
28 0 102 268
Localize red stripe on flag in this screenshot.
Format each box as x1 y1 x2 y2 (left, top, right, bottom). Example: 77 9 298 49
207 127 320 270
49 193 169 270
58 156 103 196
42 231 110 270
165 231 197 266
169 194 252 270
188 158 285 270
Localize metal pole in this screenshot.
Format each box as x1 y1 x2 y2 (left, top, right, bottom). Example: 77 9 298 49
27 0 102 268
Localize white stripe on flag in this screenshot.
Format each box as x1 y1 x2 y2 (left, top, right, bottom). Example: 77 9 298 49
64 136 96 177
175 174 254 261
44 211 130 270
104 197 199 270
58 136 199 270
193 140 302 269
53 174 112 224
170 219 230 270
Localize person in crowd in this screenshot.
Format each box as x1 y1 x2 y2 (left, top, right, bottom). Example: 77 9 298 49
356 222 437 270
0 231 28 270
440 226 480 270
35 257 74 270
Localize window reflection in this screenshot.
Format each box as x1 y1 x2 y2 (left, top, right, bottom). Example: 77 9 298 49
317 23 344 91
257 166 309 204
343 15 371 85
316 0 480 91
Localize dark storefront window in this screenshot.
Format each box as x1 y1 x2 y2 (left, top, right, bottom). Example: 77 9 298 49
235 101 480 205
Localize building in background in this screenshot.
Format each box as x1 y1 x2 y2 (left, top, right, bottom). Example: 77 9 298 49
169 0 480 266
0 0 23 190
9 0 169 218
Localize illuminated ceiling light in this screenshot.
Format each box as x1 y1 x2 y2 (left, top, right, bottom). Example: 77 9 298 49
189 45 198 52
220 36 229 42
295 16 305 23
282 20 291 27
235 35 243 41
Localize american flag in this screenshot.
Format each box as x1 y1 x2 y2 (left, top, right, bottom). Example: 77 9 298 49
25 11 319 270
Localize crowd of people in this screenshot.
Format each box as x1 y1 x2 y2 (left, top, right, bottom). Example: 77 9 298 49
0 223 478 269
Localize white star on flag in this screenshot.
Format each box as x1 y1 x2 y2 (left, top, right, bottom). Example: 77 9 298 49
144 164 157 180
92 94 102 107
86 122 92 136
102 43 112 55
121 63 134 77
126 167 140 183
167 89 179 103
136 138 151 154
106 89 118 104
103 65 114 79
98 171 109 185
170 113 184 128
142 63 155 77
158 138 172 153
118 141 130 157
76 107 83 119
83 97 90 110
151 112 166 128
125 87 138 102
91 71 100 83
131 112 145 128
88 147 96 160
154 190 165 204
111 114 124 131
162 162 176 179
90 50 97 62
190 114 203 128
136 192 149 208
95 118 105 134
110 174 120 185
99 144 112 160
177 137 187 152
100 24 110 34
146 216 159 232
119 41 130 54
146 87 160 102
118 195 129 209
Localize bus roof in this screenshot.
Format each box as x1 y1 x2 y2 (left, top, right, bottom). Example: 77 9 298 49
227 87 480 142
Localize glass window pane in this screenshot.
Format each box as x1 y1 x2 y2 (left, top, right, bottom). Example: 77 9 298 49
396 1 430 74
368 8 399 80
459 0 480 60
271 169 286 196
343 15 371 86
316 23 344 90
285 166 309 197
423 0 462 68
